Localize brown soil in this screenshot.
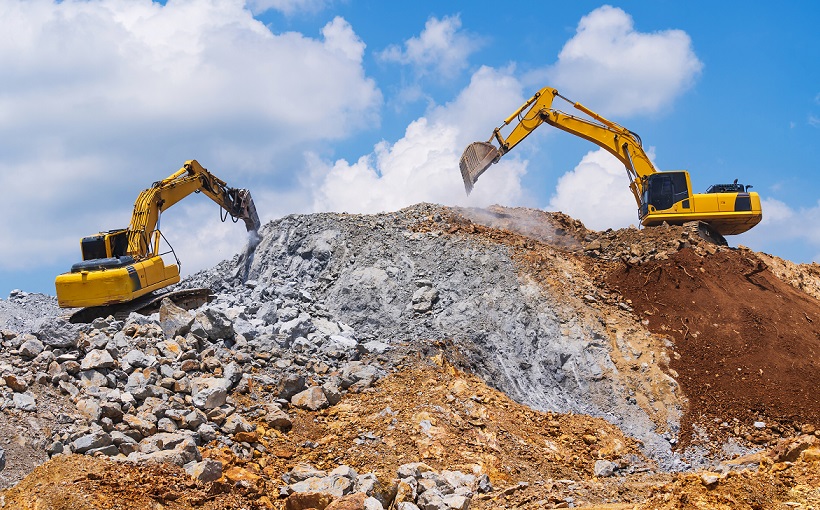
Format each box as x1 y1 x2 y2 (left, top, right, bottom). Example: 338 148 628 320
0 454 262 509
605 248 820 447
4 360 820 509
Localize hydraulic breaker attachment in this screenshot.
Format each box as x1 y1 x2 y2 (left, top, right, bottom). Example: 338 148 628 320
459 141 500 195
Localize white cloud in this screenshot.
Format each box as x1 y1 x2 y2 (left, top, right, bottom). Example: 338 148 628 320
0 1 380 274
530 6 702 231
378 15 480 80
245 0 330 16
547 148 642 230
310 66 533 213
738 198 820 261
540 5 703 117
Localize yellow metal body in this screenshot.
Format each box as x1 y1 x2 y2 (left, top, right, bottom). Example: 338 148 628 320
55 160 260 309
461 87 762 235
55 256 179 308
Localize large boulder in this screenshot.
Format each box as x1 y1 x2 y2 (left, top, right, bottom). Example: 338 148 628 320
33 317 81 348
190 377 231 410
159 298 195 338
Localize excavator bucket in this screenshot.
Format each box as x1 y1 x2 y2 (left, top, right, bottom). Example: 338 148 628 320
459 142 500 195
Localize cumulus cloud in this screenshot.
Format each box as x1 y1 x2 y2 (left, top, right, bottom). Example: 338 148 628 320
547 149 643 230
310 66 533 213
0 0 380 274
540 5 703 117
536 5 702 231
378 15 481 80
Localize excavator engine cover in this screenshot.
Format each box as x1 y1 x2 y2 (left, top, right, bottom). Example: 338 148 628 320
459 142 499 195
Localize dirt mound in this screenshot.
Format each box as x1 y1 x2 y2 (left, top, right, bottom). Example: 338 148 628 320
0 454 260 509
5 361 820 510
605 248 820 448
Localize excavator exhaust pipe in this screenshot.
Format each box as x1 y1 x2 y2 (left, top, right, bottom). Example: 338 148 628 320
459 141 500 195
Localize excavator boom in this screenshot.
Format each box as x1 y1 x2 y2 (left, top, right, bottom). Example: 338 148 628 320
460 87 762 238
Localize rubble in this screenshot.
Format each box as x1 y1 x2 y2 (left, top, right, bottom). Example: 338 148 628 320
0 203 818 508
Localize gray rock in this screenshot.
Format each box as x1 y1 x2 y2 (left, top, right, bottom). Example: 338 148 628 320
441 493 471 510
416 487 446 509
185 458 223 483
287 463 328 483
277 374 306 400
221 413 255 435
0 447 5 471
197 423 217 444
81 349 116 370
341 362 383 391
33 317 80 348
262 406 292 431
322 380 343 406
289 476 352 498
71 431 113 454
278 316 314 344
255 302 278 324
77 369 109 389
594 459 616 477
364 497 385 510
194 307 234 341
361 340 390 354
125 371 150 397
13 392 36 411
46 441 64 457
159 298 195 338
190 377 230 410
18 336 45 358
397 462 434 480
122 350 157 369
291 386 328 411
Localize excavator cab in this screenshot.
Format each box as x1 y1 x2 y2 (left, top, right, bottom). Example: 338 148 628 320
640 172 691 218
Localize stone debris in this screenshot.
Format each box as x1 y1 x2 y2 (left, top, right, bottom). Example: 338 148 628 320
0 281 385 473
1 203 819 508
281 461 477 510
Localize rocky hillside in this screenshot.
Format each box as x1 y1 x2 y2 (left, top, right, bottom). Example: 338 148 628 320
1 203 819 509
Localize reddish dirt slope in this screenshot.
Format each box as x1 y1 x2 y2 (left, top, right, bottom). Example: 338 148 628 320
606 248 820 445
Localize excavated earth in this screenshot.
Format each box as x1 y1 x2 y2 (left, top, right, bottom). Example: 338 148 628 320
1 203 819 509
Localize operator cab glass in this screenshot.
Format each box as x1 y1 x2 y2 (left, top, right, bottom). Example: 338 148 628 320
641 172 690 217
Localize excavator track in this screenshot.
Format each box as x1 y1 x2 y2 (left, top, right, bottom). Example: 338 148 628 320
66 287 214 324
684 221 728 246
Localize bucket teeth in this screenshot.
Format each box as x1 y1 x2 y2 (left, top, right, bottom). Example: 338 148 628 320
459 142 500 195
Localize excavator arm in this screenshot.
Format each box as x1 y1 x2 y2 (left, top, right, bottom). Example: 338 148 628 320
127 160 260 258
461 87 656 206
460 86 762 238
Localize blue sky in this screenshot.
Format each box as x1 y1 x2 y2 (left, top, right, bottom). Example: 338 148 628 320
1 0 818 298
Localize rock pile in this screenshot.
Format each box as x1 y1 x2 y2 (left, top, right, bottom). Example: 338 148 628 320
279 461 489 510
0 282 388 479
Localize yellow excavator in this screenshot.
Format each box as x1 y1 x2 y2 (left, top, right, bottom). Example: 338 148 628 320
460 87 762 241
55 160 260 322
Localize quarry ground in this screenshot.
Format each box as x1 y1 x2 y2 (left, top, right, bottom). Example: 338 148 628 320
1 203 819 509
